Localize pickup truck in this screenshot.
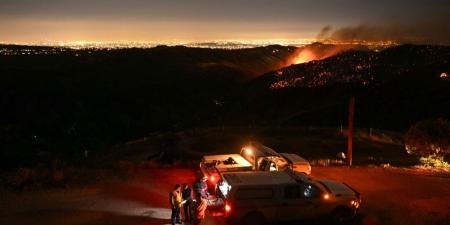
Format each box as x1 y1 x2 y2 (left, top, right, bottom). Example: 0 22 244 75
216 170 361 225
200 142 311 191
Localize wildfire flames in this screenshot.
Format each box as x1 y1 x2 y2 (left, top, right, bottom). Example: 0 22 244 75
288 44 353 65
292 49 316 64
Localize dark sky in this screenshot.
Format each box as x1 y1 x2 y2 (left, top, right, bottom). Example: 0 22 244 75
0 0 449 43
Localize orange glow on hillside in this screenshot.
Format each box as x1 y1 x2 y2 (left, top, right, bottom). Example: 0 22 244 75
287 44 357 66
292 49 317 64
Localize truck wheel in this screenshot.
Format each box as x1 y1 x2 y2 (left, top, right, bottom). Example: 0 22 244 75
242 212 264 225
331 207 353 225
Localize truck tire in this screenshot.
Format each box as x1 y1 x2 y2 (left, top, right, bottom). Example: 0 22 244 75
331 207 353 225
242 211 265 225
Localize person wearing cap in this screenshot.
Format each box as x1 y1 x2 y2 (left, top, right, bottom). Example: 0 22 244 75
169 184 183 225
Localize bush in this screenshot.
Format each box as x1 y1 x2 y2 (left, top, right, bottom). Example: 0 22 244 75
419 156 450 168
404 118 450 158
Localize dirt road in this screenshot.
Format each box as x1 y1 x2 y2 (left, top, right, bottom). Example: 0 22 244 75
313 167 450 225
1 167 449 225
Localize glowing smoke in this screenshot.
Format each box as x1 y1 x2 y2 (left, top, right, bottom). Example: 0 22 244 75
318 14 450 45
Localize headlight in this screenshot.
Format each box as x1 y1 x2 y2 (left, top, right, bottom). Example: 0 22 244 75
350 200 360 208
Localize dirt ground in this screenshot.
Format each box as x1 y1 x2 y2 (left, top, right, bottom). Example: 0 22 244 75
312 167 450 225
1 167 449 225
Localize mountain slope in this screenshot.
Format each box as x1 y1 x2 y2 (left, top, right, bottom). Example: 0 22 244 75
229 45 450 129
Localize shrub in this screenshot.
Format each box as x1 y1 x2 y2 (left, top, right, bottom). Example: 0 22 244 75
419 156 450 168
404 118 450 158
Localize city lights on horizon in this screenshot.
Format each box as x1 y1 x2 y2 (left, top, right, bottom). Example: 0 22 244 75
0 38 398 50
0 39 317 50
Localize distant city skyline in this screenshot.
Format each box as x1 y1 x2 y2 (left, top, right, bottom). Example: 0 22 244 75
1 0 449 44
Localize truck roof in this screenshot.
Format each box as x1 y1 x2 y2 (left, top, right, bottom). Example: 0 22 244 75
222 170 309 186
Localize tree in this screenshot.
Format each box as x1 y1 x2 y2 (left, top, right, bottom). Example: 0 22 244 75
404 118 450 158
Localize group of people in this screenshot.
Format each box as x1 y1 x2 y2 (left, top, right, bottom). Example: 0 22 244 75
169 177 209 225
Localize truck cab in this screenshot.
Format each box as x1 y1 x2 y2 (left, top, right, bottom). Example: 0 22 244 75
241 142 311 174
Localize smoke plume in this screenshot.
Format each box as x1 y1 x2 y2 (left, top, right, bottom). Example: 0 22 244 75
317 25 332 40
318 15 450 45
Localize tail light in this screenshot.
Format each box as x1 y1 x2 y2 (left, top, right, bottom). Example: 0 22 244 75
351 200 360 208
225 203 231 212
224 201 232 217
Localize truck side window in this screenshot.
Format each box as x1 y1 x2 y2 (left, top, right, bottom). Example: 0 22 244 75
235 188 273 200
284 185 302 198
303 184 321 198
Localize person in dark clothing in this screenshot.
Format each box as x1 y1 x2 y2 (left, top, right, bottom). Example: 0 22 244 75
182 183 193 223
169 184 183 225
192 193 208 225
193 177 208 199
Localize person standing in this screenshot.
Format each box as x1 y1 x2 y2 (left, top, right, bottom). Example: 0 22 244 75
194 176 208 198
169 184 183 225
182 183 193 223
192 193 208 225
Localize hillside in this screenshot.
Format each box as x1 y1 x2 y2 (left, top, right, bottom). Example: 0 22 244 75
232 45 450 129
0 44 449 169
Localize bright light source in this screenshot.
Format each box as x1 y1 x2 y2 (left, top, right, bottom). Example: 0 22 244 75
210 176 215 182
225 204 231 212
440 72 448 79
323 194 330 200
244 147 253 155
292 49 316 64
351 200 360 208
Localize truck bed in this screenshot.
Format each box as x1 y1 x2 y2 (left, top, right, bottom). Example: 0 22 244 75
202 154 253 173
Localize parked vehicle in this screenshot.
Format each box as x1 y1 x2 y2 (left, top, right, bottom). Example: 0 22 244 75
216 170 361 225
200 142 311 191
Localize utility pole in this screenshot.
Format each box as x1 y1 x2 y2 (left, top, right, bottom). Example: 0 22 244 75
347 97 355 166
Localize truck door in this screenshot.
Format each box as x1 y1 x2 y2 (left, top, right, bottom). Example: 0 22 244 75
302 184 330 218
276 185 315 222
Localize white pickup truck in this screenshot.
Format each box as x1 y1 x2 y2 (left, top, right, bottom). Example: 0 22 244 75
216 170 361 225
200 142 311 191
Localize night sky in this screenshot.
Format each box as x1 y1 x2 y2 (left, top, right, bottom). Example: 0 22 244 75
0 0 449 43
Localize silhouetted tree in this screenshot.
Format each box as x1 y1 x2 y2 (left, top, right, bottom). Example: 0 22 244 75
404 118 450 158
